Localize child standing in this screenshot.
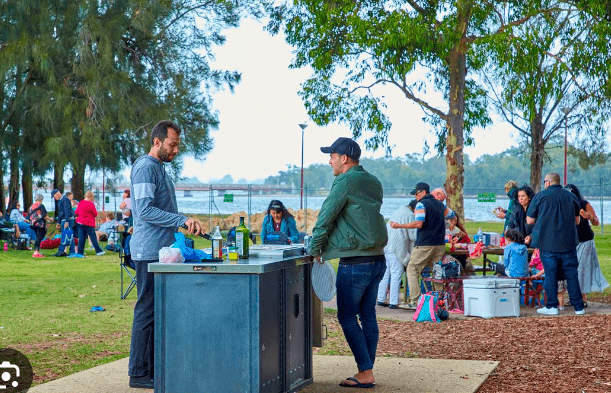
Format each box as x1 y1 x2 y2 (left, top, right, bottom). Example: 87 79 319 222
489 228 529 277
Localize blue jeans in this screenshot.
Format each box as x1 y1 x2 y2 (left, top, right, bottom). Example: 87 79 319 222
57 219 75 254
336 259 386 372
15 221 36 241
541 249 584 311
76 223 103 254
128 259 156 378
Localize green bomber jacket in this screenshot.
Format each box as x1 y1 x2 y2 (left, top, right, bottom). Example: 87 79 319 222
307 165 388 260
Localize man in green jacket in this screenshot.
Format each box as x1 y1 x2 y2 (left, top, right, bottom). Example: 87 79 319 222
308 137 388 389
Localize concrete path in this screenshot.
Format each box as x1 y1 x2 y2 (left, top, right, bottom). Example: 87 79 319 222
29 356 498 393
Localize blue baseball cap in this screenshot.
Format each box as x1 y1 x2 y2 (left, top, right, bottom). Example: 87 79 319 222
320 137 361 160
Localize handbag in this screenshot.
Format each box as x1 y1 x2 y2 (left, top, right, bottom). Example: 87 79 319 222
433 260 461 279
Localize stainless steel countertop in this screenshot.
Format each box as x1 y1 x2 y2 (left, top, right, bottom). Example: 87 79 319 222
149 244 312 274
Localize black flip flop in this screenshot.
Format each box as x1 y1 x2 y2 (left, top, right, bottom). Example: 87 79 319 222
339 377 375 389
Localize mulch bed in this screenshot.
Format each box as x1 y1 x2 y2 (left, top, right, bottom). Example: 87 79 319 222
319 313 611 392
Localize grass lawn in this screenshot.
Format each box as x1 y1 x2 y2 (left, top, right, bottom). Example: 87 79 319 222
2 221 611 385
0 233 211 385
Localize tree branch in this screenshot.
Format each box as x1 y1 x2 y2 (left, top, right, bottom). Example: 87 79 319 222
391 79 448 121
0 68 33 134
405 0 428 16
161 0 216 34
481 72 528 135
465 7 564 44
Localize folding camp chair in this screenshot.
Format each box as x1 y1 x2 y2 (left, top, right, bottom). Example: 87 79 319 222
118 228 136 299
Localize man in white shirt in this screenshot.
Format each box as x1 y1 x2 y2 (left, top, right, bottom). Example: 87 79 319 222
376 199 417 308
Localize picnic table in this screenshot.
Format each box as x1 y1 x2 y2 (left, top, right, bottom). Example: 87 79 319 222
422 247 541 311
446 247 535 276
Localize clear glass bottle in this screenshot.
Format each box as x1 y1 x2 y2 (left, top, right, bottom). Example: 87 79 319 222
235 216 250 259
211 223 223 259
476 227 484 243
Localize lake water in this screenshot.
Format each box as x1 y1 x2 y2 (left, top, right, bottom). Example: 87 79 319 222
92 192 504 221
48 189 611 224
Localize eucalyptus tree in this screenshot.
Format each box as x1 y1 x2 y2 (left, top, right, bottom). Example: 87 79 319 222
480 3 611 192
268 1 586 217
2 0 268 202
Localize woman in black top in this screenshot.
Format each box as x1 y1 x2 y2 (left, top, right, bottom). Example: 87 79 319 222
565 184 609 306
506 185 535 244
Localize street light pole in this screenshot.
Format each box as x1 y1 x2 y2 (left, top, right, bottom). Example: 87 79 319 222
561 108 570 185
299 123 308 210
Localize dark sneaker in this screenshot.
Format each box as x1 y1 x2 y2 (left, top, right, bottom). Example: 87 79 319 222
54 251 68 257
376 301 389 307
129 375 153 389
388 304 399 309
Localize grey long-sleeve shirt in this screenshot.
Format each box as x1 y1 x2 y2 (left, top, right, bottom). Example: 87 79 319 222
130 154 188 261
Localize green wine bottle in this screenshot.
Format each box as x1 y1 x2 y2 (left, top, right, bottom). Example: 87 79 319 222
235 216 250 259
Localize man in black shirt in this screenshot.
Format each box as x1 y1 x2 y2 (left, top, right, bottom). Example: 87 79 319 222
390 182 454 308
527 173 584 315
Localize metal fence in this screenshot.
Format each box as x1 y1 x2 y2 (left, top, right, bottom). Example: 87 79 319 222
86 182 610 235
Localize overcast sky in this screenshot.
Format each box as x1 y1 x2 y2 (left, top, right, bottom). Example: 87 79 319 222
178 18 528 183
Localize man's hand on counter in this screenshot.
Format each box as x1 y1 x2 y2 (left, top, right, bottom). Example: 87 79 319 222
183 217 204 236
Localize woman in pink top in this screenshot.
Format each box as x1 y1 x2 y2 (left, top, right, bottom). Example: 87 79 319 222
75 191 105 256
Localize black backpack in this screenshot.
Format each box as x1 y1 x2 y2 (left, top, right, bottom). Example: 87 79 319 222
28 205 45 228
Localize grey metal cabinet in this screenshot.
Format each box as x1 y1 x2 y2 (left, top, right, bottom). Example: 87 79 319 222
151 250 313 393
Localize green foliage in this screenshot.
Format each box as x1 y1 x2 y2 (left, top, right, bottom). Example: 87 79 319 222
263 143 611 196
0 229 213 384
0 0 267 198
479 2 611 187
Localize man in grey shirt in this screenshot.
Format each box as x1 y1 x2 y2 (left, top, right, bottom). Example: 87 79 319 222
128 120 203 389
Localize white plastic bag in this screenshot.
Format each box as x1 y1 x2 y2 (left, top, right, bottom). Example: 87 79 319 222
159 247 185 264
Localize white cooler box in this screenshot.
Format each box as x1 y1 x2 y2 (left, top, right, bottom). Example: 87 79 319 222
463 278 520 319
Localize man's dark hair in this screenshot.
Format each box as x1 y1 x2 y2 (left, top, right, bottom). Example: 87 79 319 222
65 192 73 198
150 120 182 146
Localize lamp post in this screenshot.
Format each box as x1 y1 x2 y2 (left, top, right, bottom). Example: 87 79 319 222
299 123 308 210
561 108 570 185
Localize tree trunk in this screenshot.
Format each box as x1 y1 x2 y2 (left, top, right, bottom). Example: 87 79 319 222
530 113 545 193
22 161 32 211
444 49 467 220
8 142 20 210
0 158 4 215
71 162 86 201
53 163 65 194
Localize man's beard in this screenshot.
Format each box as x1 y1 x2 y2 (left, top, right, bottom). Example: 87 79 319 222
158 145 173 162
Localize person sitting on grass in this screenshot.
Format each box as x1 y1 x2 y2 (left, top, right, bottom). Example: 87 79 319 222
488 228 528 277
